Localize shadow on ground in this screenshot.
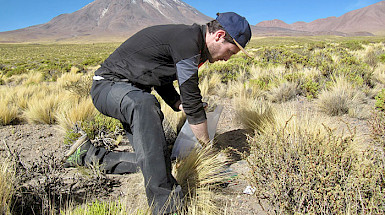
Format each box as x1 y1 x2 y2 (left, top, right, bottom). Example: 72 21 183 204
214 129 250 162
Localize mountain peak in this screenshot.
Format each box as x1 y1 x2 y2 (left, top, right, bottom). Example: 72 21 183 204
256 19 289 28
0 0 212 42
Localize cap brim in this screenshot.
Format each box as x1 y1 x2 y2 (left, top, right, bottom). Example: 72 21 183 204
233 39 252 58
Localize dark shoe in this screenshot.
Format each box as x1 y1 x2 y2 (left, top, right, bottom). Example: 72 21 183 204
63 134 92 167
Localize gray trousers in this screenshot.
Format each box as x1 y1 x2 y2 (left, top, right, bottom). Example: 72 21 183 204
90 79 183 214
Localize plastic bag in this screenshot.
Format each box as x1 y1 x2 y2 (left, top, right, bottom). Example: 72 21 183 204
171 105 223 159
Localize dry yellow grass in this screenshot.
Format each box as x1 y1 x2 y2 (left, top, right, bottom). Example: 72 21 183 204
22 71 44 85
234 96 276 133
12 84 52 110
56 70 83 88
56 97 98 132
249 64 285 82
0 88 19 125
317 75 368 117
174 144 229 214
200 72 222 97
23 93 61 124
0 159 15 215
373 63 385 85
247 106 384 214
267 81 299 103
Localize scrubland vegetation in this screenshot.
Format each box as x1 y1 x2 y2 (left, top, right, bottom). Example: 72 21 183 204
1 36 385 214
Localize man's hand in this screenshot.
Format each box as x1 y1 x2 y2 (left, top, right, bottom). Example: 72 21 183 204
189 120 210 145
174 100 184 111
174 101 210 144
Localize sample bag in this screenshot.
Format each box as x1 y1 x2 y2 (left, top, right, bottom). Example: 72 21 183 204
171 105 223 159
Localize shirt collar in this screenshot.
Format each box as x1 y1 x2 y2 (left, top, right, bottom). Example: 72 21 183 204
200 25 211 64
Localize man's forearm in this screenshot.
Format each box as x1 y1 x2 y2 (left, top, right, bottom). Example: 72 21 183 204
189 120 210 144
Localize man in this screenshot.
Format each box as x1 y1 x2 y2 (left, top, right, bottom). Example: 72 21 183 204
69 12 251 214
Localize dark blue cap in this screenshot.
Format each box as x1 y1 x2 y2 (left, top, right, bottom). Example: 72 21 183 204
216 12 252 48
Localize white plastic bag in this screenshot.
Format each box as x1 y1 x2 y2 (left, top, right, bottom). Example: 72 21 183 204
171 105 223 159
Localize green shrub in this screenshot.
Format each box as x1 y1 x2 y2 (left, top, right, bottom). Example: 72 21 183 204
203 56 253 82
375 89 385 111
63 130 82 145
307 41 327 51
80 113 123 140
301 78 319 99
380 54 385 63
66 200 127 215
339 40 364 51
283 72 304 83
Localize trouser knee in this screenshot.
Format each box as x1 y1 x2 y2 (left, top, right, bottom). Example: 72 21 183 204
122 92 164 124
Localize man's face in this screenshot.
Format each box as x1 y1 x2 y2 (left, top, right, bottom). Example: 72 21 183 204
207 31 240 63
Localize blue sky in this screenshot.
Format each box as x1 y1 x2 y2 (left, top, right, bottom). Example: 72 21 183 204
0 0 383 32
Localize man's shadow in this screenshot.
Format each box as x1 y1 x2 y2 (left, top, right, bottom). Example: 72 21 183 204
213 129 250 162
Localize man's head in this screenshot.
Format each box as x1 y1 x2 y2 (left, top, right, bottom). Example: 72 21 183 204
206 12 252 63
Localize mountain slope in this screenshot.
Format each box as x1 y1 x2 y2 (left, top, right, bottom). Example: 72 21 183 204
256 1 385 35
0 0 212 43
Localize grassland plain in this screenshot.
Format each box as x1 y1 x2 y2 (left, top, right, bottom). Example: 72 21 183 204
0 36 385 214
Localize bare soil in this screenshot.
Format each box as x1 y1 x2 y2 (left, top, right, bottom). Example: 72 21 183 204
0 96 372 214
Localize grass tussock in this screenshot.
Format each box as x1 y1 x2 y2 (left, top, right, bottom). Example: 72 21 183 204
0 159 15 215
0 91 19 125
267 81 300 103
56 97 98 133
23 93 61 124
234 96 275 133
317 76 368 117
246 111 385 214
23 71 45 85
174 144 229 215
200 72 222 97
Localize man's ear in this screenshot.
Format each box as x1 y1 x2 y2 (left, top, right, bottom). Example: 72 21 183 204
215 30 226 41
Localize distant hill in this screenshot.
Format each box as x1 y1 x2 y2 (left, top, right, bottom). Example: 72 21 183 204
256 1 385 36
0 0 212 43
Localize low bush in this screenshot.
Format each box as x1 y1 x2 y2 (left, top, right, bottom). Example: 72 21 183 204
247 115 385 214
80 113 123 140
300 78 320 99
368 109 385 149
380 54 385 63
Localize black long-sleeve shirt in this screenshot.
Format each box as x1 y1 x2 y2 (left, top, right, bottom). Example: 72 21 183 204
95 24 211 125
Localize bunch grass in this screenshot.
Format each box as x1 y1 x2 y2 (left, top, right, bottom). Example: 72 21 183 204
174 143 229 214
0 158 15 215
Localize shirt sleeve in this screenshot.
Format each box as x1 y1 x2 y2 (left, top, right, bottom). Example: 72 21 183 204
154 83 181 112
176 54 206 125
